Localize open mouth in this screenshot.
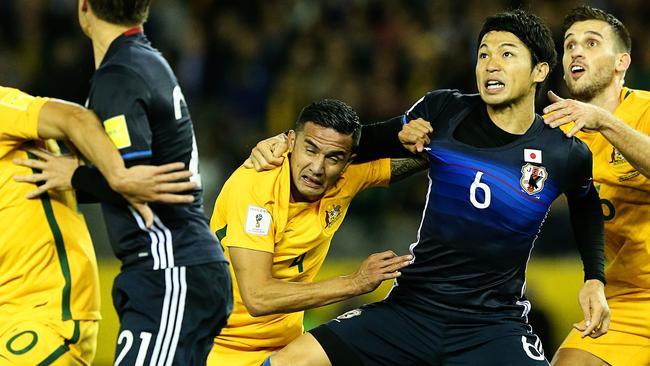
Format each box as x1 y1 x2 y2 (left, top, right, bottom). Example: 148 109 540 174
301 175 323 189
485 79 505 92
570 64 586 79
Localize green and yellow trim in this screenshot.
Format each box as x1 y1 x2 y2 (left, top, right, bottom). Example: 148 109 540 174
37 320 80 366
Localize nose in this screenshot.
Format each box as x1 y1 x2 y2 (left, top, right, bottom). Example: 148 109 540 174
310 156 325 175
569 44 584 59
485 56 500 72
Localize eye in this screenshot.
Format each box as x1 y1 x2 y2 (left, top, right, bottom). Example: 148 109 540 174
565 42 575 50
478 52 488 59
587 40 598 47
327 156 340 164
305 147 316 155
503 51 513 58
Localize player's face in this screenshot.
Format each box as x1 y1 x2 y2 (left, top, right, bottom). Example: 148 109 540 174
563 20 619 101
288 122 354 202
476 31 546 107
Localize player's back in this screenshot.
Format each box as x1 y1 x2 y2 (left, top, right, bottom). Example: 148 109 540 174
567 87 650 289
0 87 100 321
87 30 226 269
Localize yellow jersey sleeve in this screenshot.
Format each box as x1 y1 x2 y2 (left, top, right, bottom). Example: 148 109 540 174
211 167 276 253
341 158 391 194
0 87 49 143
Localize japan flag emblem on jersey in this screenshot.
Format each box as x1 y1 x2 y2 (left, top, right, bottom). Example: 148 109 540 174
524 149 542 163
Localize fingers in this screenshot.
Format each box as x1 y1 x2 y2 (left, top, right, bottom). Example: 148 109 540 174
154 162 187 174
155 181 199 194
582 304 602 338
243 158 254 169
547 90 564 104
132 202 154 228
13 157 46 170
595 311 611 338
154 170 195 184
14 173 46 183
150 193 195 204
407 118 433 135
24 147 56 160
25 185 49 199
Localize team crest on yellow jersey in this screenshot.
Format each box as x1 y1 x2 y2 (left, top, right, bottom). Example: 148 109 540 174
609 146 640 181
520 163 547 195
325 204 342 228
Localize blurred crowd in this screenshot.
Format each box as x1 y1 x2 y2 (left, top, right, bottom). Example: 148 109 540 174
2 0 650 256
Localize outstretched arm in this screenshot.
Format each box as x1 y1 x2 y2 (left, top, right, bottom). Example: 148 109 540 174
230 247 411 317
544 91 650 178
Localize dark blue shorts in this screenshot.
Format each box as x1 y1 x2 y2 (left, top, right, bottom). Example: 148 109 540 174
310 299 549 366
112 262 232 366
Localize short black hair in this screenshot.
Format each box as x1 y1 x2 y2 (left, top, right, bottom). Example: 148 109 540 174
478 9 557 72
295 99 361 148
563 6 631 53
88 0 152 26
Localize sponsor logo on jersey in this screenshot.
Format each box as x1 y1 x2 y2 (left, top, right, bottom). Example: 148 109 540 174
103 115 132 149
609 146 640 181
245 205 271 236
325 204 342 228
520 163 547 195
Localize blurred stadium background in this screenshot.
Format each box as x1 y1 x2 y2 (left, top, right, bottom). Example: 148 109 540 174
3 0 649 364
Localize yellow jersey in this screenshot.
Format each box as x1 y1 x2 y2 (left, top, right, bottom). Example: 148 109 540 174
0 87 101 322
562 87 650 289
210 157 390 350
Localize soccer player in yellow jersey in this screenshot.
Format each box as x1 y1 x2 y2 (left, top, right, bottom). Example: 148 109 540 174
0 86 195 365
543 6 650 366
207 99 422 366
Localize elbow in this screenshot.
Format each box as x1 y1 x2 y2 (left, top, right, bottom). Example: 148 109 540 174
241 289 275 317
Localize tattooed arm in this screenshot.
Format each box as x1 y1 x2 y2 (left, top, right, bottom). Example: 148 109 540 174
389 155 429 184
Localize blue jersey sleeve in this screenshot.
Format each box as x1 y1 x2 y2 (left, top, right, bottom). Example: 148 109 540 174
403 89 458 126
90 65 153 164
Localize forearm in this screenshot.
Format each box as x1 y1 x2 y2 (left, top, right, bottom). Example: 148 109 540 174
38 100 127 186
355 116 412 162
71 166 129 206
567 186 606 283
389 156 429 183
600 116 650 178
243 275 360 317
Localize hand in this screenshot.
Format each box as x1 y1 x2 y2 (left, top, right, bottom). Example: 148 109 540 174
109 162 198 227
543 91 612 137
574 279 610 338
243 133 289 171
399 118 433 153
13 148 81 198
350 251 413 295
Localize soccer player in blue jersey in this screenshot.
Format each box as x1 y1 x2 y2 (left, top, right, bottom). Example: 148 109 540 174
18 1 232 364
250 9 609 366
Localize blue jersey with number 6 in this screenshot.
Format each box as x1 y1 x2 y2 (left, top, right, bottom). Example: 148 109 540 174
391 90 593 317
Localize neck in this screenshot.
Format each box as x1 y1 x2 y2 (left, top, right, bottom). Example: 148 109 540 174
580 79 623 113
89 21 141 69
485 91 536 135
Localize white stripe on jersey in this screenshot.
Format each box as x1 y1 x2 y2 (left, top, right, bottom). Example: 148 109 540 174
129 208 175 270
129 208 162 270
149 267 187 366
518 206 552 319
405 95 426 116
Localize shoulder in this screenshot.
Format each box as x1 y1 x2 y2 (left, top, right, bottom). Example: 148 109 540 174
222 163 286 202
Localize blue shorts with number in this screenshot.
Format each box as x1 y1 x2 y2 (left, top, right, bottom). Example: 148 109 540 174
310 298 550 366
112 262 232 366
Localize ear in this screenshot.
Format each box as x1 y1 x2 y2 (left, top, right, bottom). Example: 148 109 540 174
287 130 296 153
81 0 88 12
615 53 631 73
341 153 356 174
532 62 550 83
